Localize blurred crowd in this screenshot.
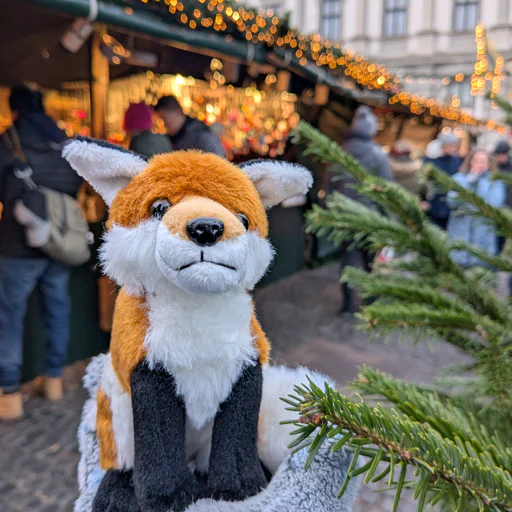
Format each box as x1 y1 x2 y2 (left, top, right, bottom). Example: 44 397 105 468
323 105 511 313
0 84 226 420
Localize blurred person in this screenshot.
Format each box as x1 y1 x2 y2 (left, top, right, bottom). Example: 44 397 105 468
155 95 225 157
389 139 427 196
424 138 442 160
323 105 392 314
0 84 82 419
493 140 512 253
423 132 463 229
124 102 172 158
447 149 505 267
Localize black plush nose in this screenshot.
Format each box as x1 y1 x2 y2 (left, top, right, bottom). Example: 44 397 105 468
186 217 224 247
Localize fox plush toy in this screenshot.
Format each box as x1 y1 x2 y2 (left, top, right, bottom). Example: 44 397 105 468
63 138 313 512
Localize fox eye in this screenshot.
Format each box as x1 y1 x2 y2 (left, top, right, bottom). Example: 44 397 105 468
236 213 249 231
151 199 171 220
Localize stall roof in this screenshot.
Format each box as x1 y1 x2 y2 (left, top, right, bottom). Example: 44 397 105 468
0 0 253 88
12 0 500 131
11 0 364 100
0 1 91 88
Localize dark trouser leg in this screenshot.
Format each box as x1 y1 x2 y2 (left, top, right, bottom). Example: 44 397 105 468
361 249 377 306
497 236 506 254
0 257 47 392
93 469 140 512
341 245 367 314
38 260 71 378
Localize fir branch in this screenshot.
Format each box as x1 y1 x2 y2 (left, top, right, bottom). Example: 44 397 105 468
492 171 512 189
424 164 512 240
292 121 512 509
298 122 510 325
285 379 512 511
306 195 420 254
343 266 507 351
358 303 500 341
351 366 512 470
473 345 512 410
343 267 476 316
485 92 512 126
449 240 512 273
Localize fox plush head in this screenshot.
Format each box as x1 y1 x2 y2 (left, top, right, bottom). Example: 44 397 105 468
63 138 312 296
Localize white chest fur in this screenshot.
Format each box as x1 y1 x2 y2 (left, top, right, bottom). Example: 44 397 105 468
143 286 257 429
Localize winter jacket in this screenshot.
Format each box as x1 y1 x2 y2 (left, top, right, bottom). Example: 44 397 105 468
129 131 173 159
0 117 83 258
447 171 505 267
389 156 426 196
324 134 392 205
424 154 463 221
169 117 225 157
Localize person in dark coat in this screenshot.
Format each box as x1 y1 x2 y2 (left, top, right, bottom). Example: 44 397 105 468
323 106 392 203
155 95 226 157
124 102 172 159
423 132 463 230
323 105 392 314
493 140 512 254
0 84 83 419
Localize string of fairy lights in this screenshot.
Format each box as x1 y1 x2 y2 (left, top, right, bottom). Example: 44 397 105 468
131 0 506 132
471 22 505 103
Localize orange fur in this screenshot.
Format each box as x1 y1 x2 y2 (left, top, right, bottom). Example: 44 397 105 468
163 196 245 240
110 290 148 393
110 151 268 236
97 390 118 470
251 310 271 365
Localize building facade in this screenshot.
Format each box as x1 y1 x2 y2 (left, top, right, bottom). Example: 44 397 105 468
250 0 512 121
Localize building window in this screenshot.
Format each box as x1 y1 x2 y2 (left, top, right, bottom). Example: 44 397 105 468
447 79 474 108
383 0 408 37
453 0 479 32
321 0 342 41
262 3 281 15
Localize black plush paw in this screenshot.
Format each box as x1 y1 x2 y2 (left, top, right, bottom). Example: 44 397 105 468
93 469 140 512
138 475 201 512
207 463 268 502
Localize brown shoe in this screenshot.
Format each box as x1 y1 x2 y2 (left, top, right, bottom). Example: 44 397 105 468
43 377 63 401
0 391 23 420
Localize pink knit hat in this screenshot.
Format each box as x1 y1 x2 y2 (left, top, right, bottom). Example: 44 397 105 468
123 102 154 132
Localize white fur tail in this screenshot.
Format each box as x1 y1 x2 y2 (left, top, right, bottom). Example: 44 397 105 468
258 365 335 474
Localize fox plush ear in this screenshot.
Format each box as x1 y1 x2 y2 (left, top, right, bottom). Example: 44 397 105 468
240 160 313 209
62 137 147 206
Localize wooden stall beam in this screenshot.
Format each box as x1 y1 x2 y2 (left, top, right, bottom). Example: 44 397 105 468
91 26 109 139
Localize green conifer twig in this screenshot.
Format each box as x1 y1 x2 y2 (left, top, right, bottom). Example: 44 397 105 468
289 121 512 510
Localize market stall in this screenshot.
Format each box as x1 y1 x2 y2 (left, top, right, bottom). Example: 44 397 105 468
1 0 354 380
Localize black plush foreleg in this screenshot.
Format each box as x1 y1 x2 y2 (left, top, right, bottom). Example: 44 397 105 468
131 361 200 512
207 361 268 502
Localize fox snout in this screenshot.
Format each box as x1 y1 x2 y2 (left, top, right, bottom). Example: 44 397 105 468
162 196 247 243
186 217 224 247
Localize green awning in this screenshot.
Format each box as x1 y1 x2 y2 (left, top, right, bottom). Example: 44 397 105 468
24 0 268 64
22 0 357 98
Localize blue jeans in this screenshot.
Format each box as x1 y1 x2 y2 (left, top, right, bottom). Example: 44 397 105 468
0 257 71 392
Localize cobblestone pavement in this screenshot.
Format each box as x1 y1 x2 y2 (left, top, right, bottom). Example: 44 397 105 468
0 264 468 512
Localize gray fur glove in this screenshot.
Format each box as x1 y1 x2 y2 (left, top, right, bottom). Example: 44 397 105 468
75 355 359 512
